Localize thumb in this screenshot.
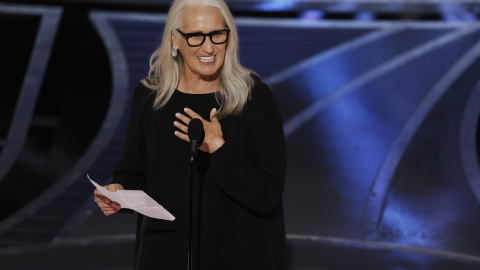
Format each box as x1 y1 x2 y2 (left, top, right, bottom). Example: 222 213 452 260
210 108 218 122
105 184 119 192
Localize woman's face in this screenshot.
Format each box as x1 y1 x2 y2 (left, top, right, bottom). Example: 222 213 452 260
173 5 227 82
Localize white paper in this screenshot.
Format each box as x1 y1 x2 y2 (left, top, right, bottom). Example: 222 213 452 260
89 175 175 221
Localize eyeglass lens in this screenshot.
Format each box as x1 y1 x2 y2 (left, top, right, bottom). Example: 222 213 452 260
187 30 229 46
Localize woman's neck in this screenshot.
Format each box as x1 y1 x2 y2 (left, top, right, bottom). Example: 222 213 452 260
177 71 219 94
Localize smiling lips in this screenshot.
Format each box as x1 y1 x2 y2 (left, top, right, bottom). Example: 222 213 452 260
198 56 215 63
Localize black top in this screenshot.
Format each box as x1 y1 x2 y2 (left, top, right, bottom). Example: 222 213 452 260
113 75 287 270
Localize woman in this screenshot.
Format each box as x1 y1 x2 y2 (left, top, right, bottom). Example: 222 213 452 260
94 0 287 269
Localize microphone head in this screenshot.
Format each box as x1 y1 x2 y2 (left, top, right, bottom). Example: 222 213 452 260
188 118 205 144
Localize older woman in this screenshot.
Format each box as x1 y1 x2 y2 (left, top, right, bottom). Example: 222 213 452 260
94 0 286 269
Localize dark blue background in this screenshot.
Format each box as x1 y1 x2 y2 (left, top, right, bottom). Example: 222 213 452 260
0 1 480 269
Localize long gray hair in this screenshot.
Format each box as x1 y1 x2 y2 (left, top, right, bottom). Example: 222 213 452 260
142 0 254 119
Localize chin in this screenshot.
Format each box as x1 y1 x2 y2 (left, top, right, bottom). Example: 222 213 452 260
199 68 221 78
199 74 220 81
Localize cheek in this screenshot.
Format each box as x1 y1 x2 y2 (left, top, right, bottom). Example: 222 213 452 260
183 49 200 62
218 47 227 60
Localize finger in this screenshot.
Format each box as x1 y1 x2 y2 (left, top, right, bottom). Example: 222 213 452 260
102 200 121 208
98 204 121 215
175 112 191 125
105 201 122 213
105 184 118 192
174 120 188 134
94 193 111 204
93 186 110 202
210 108 218 122
105 207 122 215
183 108 204 121
103 208 120 216
101 207 120 214
97 201 115 209
104 183 124 192
174 130 190 142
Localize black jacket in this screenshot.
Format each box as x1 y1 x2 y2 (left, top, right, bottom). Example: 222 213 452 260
113 75 287 270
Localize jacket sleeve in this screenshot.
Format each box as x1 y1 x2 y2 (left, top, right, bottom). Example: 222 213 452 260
209 78 286 213
112 83 151 191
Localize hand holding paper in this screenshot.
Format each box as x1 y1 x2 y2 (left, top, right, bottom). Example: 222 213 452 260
89 175 175 221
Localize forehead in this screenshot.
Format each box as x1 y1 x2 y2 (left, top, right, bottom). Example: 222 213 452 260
180 5 226 32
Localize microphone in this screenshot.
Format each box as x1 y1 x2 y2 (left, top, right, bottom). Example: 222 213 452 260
188 118 204 162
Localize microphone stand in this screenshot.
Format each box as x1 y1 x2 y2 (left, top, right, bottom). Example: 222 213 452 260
188 140 199 270
187 118 203 270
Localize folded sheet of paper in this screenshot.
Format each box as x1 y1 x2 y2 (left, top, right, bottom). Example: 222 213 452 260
89 175 175 221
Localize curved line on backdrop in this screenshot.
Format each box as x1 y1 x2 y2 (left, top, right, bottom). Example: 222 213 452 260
460 78 480 204
0 234 136 256
53 11 169 241
0 4 62 184
2 233 480 266
263 20 472 89
280 23 480 139
363 26 480 240
265 26 403 87
54 11 140 240
236 17 472 29
0 11 130 234
258 18 465 88
286 234 480 264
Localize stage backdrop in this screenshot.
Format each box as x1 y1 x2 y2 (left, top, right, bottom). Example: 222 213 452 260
0 2 480 269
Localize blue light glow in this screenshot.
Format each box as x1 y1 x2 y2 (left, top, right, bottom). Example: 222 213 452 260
440 3 477 21
442 12 477 21
254 0 296 12
355 12 375 21
299 10 325 21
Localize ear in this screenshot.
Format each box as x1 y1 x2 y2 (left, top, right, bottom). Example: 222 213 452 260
171 30 179 48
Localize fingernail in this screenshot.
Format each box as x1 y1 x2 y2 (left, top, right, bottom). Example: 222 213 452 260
184 108 188 112
175 113 179 117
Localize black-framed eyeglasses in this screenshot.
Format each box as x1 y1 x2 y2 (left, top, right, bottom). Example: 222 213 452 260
176 29 230 47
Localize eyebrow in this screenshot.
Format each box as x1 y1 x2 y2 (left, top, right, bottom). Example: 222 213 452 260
182 22 229 34
182 29 227 34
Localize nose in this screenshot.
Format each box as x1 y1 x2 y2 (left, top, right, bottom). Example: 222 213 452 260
202 38 215 54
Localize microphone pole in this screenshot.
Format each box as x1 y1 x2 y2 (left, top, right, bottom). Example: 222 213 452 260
187 118 204 270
